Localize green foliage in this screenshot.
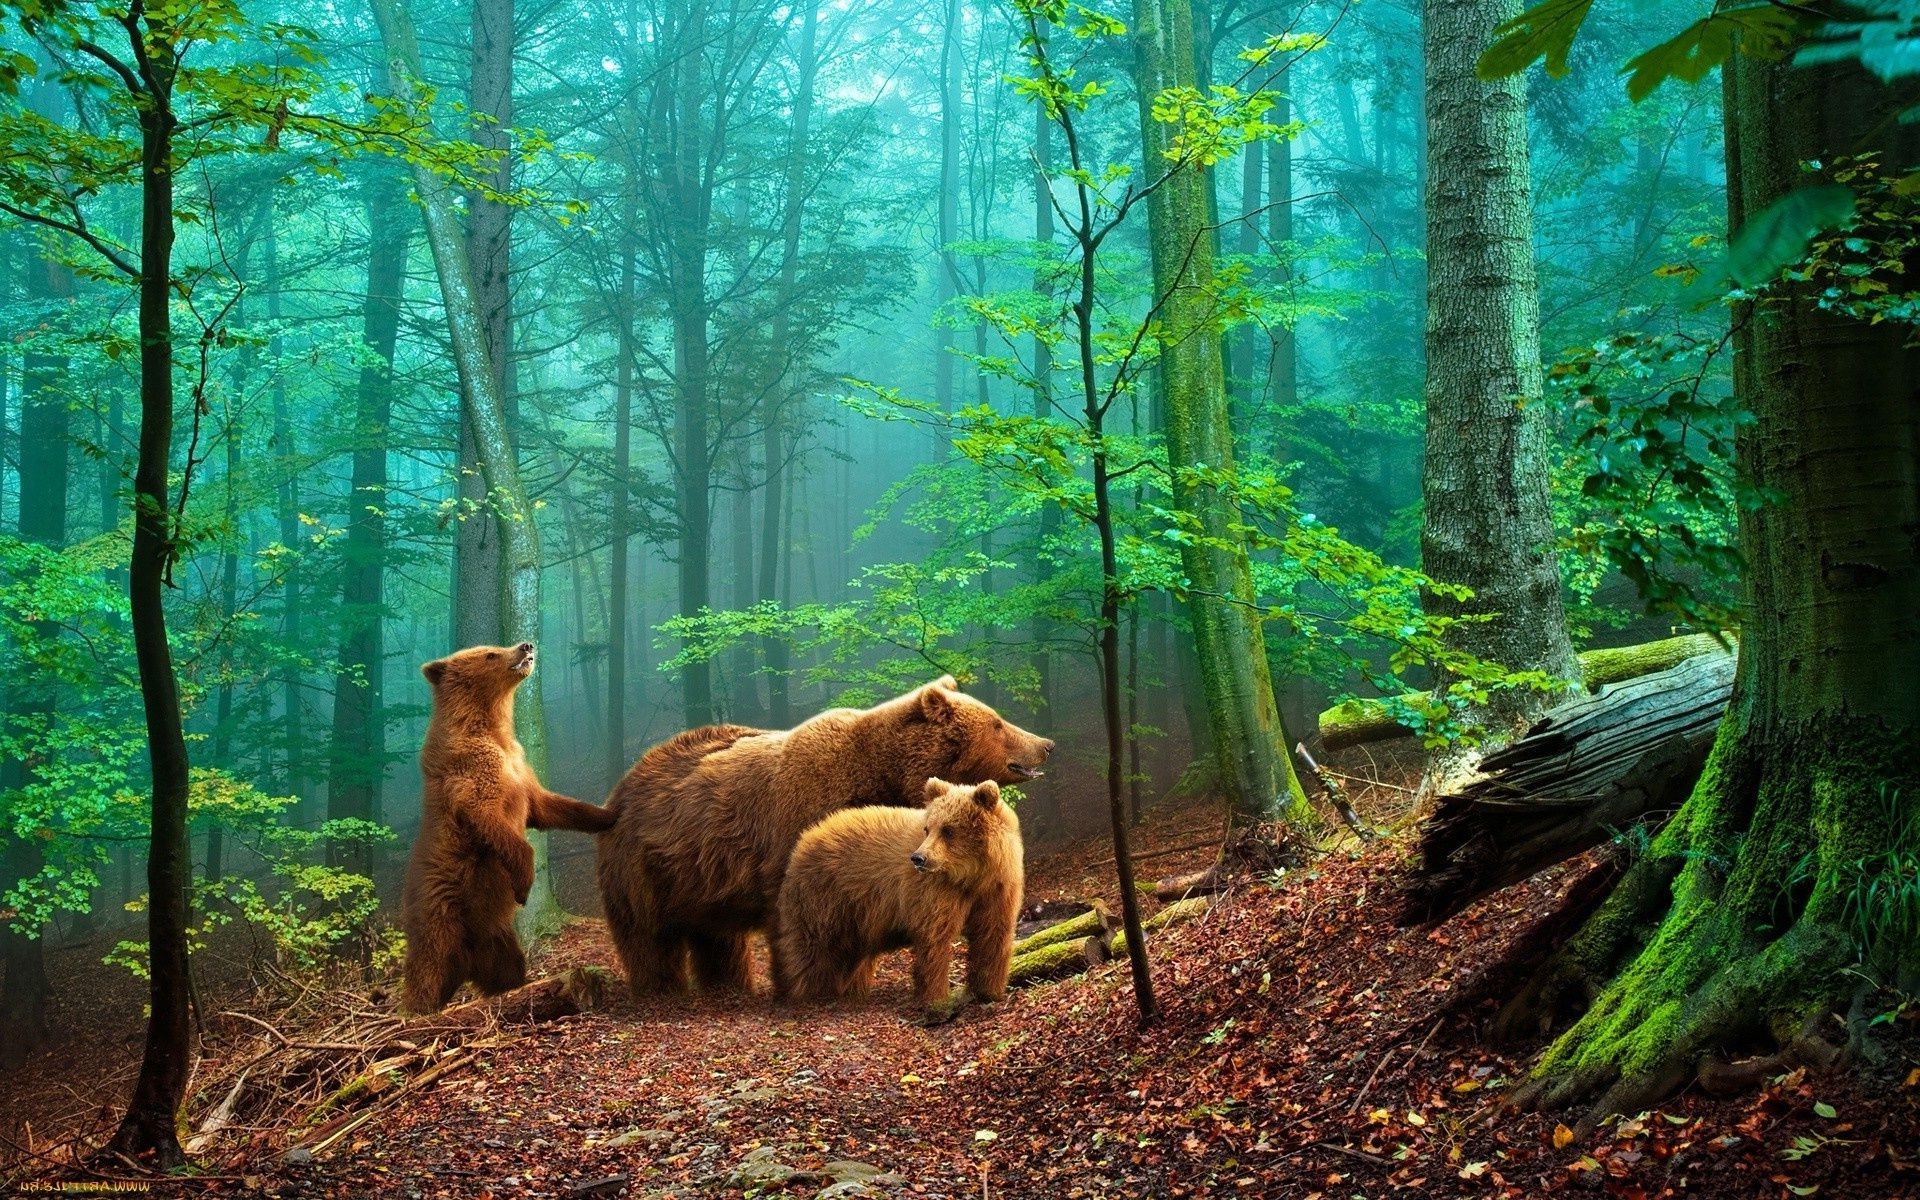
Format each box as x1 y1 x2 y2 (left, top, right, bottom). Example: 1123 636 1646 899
1784 154 1920 325
1728 184 1859 287
1547 323 1754 630
108 770 392 978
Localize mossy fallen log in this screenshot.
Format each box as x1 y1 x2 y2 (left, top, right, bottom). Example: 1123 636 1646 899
1006 935 1110 988
1400 650 1737 923
1010 901 1116 959
1316 633 1732 751
1108 895 1214 959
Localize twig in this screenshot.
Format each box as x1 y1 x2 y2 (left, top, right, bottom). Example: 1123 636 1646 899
1295 742 1377 841
1316 1141 1391 1166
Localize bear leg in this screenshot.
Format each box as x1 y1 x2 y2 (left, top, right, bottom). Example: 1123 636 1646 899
688 930 753 993
847 956 878 999
603 878 689 996
963 884 1020 1002
401 918 469 1014
910 937 956 1010
471 925 528 996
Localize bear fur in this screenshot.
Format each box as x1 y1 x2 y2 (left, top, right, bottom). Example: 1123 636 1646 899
401 642 618 1013
596 676 1052 996
773 778 1024 1012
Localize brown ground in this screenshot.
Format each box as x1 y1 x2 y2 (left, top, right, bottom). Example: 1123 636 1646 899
4 759 1916 1199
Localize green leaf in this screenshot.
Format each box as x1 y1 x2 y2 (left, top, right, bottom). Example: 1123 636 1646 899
1727 185 1857 286
1621 8 1801 103
1477 0 1593 81
1812 1100 1838 1119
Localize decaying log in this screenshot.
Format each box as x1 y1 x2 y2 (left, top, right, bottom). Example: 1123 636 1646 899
1316 633 1730 751
1011 902 1116 959
1153 866 1229 901
1007 935 1111 988
1399 649 1736 923
433 965 612 1026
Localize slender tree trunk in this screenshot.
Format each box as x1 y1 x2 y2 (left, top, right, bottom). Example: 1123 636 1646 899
1028 28 1061 824
327 163 407 880
933 0 961 423
607 185 637 783
1227 136 1262 434
0 248 72 1067
261 217 306 803
1507 49 1920 1131
1133 0 1315 844
109 20 192 1163
1265 59 1295 427
1419 0 1577 759
370 0 557 937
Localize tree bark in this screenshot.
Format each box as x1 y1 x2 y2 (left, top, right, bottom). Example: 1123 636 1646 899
1133 0 1316 844
1506 48 1920 1131
327 162 408 880
606 180 638 785
1419 0 1577 757
368 0 557 938
108 12 192 1164
933 0 961 422
452 0 514 649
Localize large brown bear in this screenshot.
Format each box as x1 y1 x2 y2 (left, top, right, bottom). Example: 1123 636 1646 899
596 676 1052 995
401 642 618 1013
773 778 1024 1014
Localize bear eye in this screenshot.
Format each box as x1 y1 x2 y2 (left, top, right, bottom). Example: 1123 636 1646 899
940 827 954 841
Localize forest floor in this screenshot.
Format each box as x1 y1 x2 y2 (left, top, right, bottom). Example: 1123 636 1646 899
5 759 1917 1200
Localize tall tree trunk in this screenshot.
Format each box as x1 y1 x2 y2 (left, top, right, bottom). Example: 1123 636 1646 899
452 0 514 649
1133 0 1315 845
1419 0 1577 759
261 216 306 804
0 247 72 1067
327 163 408 881
108 19 192 1164
1265 58 1295 428
369 0 557 937
933 0 961 422
1028 26 1061 825
607 183 638 783
1227 136 1262 434
1505 49 1920 1131
667 0 716 728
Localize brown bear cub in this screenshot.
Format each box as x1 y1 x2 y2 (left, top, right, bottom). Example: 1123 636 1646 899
773 778 1023 1014
401 642 617 1013
597 676 1052 997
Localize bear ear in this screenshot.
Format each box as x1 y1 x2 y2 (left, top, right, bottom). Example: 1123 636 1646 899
921 683 955 723
973 780 1001 809
923 777 950 802
932 674 959 691
422 659 449 686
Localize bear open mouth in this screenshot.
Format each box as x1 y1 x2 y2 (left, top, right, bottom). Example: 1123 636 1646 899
511 646 536 674
1008 762 1044 780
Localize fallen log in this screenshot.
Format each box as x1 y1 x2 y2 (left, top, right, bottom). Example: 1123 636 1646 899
434 965 612 1026
1007 935 1110 988
1399 648 1736 924
1316 633 1730 751
1011 901 1116 959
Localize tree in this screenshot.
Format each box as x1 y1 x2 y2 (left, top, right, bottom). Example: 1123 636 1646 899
0 238 71 1066
326 161 408 883
367 0 559 932
1483 13 1920 1127
1132 0 1317 851
1418 0 1578 760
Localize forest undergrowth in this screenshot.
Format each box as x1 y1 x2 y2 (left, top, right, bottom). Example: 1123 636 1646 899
4 761 1914 1200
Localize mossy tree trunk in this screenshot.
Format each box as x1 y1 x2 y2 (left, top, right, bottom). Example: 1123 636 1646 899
1132 0 1316 847
1420 0 1577 767
370 0 558 936
1505 49 1920 1130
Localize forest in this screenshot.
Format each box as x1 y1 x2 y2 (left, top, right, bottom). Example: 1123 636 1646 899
0 0 1915 1194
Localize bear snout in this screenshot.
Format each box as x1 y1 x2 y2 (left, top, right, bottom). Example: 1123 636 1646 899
910 850 930 872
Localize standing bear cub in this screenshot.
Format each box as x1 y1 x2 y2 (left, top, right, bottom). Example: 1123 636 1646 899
774 778 1023 1014
401 643 618 1013
597 676 1052 996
